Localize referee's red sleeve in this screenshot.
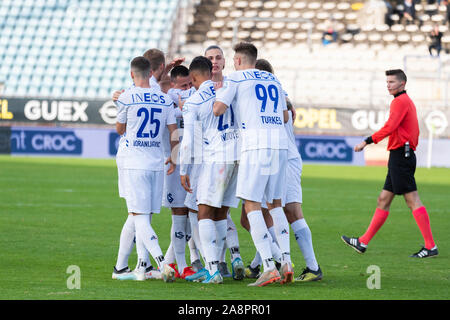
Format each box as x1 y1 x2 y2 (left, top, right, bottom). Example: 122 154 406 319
372 99 408 144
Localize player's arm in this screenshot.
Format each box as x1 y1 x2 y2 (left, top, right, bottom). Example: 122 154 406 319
116 122 126 135
179 104 195 193
356 100 407 152
213 101 229 117
164 103 178 175
164 57 185 74
165 123 178 175
112 89 124 102
283 110 289 123
115 99 127 135
214 78 237 117
286 96 296 123
281 89 289 123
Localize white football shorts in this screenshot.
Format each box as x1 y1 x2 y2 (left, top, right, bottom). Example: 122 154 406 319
162 162 187 208
122 169 164 214
184 164 201 212
197 161 240 208
116 156 126 198
261 156 303 209
284 157 303 205
236 149 287 203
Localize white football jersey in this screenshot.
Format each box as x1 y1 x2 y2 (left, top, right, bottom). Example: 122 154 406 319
216 69 288 151
285 109 301 160
116 86 176 171
180 80 239 175
150 75 161 92
168 87 197 109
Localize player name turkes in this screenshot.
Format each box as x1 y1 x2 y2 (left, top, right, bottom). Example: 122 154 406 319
260 115 282 125
132 140 161 148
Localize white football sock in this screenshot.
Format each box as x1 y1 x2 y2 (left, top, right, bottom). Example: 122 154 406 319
267 226 283 263
133 216 151 271
188 211 205 258
115 215 136 270
250 251 262 269
269 207 291 263
186 216 200 263
164 223 176 265
219 242 227 263
226 213 241 261
188 238 200 264
134 214 165 269
247 211 275 271
199 219 219 274
172 215 188 273
249 227 281 269
291 218 319 271
215 219 227 265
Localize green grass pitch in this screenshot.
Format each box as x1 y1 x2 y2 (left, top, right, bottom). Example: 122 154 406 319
0 155 448 300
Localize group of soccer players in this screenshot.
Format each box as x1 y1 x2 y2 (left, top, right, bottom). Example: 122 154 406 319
111 43 322 287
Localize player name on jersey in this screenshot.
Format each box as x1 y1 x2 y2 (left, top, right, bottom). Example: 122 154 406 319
260 115 283 125
132 140 161 148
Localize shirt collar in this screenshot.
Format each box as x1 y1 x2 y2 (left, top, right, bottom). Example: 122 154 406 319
394 90 406 98
199 79 214 90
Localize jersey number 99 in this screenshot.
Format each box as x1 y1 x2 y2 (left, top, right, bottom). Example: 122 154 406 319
255 84 278 113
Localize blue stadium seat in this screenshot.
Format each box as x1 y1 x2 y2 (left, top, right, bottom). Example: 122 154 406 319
0 0 179 98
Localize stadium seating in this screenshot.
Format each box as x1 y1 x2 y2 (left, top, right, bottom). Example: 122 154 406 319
0 0 179 99
1 0 449 109
178 0 450 108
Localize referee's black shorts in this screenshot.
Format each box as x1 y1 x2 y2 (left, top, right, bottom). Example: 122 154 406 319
383 146 417 195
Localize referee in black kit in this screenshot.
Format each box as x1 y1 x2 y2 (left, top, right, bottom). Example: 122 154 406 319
341 69 438 258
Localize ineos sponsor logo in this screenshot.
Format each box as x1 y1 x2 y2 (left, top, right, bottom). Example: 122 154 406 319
24 100 88 122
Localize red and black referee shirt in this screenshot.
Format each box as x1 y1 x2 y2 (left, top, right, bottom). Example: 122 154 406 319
367 91 420 151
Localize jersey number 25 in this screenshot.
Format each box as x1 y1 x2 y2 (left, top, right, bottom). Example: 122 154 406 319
136 107 162 138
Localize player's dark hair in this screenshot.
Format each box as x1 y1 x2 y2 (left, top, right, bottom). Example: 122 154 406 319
385 69 407 83
233 42 257 64
143 48 165 72
189 56 212 75
170 65 190 80
204 45 224 56
130 56 151 78
255 59 274 74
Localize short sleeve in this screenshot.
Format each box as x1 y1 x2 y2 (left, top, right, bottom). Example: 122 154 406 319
166 101 176 126
115 99 128 123
216 77 238 107
280 86 288 111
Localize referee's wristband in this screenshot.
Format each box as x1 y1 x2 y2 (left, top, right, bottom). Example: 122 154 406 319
365 136 373 144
